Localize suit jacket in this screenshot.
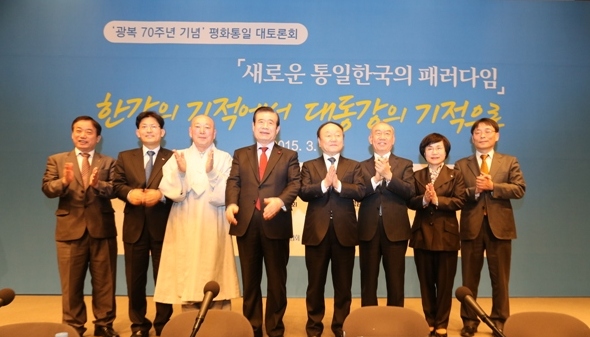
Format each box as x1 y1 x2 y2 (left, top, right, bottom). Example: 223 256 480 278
113 147 174 244
299 156 365 247
225 143 301 239
357 154 415 242
42 150 117 241
408 165 466 251
454 153 526 240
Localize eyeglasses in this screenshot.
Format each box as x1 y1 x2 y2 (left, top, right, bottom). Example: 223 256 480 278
473 129 496 136
140 124 161 130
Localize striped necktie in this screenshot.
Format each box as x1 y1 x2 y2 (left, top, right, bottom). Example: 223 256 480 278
81 153 90 188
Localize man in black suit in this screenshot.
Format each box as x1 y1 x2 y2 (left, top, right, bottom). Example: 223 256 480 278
225 106 301 337
299 121 365 337
357 122 415 307
113 111 174 337
42 116 119 337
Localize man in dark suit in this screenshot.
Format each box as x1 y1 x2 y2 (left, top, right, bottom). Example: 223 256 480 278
225 106 301 337
454 118 526 337
357 122 415 307
42 116 119 337
113 111 174 337
299 121 365 337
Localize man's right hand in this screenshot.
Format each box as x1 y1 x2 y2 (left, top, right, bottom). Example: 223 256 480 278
127 189 144 206
62 162 74 186
226 204 239 225
173 150 187 173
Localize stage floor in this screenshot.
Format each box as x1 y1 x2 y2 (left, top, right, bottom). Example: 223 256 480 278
2 296 589 337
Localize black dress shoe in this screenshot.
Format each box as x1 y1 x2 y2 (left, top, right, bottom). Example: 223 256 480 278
130 330 150 337
94 326 120 337
460 326 477 337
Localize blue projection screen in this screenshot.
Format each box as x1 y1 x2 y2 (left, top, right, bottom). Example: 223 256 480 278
1 0 589 297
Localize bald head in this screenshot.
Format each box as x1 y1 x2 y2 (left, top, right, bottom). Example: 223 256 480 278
189 115 216 151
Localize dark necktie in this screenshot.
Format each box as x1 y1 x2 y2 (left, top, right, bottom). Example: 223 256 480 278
480 154 489 174
380 158 387 188
146 150 155 182
328 157 336 189
256 147 268 210
377 157 386 215
81 153 90 188
327 157 336 218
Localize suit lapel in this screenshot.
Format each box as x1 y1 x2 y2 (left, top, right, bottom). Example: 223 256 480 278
92 152 103 171
388 155 396 172
434 165 453 189
466 154 480 178
489 153 502 178
247 145 260 183
336 156 350 178
414 167 430 190
368 157 377 177
147 149 170 187
130 149 147 185
88 152 104 189
261 144 282 183
314 156 328 178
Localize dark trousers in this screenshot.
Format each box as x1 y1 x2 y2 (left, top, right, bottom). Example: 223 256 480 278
236 210 290 337
460 216 512 328
359 216 407 307
56 231 117 336
305 220 355 337
124 226 172 333
414 248 458 330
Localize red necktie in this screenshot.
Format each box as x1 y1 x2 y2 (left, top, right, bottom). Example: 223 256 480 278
256 147 268 210
81 153 91 188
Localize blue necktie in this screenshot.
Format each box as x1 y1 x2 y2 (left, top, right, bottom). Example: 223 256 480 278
145 150 155 182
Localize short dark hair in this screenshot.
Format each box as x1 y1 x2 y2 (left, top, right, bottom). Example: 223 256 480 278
71 116 102 136
471 118 499 134
419 133 451 160
316 121 344 138
136 111 164 129
252 106 280 127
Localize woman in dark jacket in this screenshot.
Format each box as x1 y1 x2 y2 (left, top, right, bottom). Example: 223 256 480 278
408 133 466 337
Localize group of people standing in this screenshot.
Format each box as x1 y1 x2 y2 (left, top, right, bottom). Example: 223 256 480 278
42 106 525 337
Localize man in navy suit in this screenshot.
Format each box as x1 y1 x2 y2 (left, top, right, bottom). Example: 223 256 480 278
225 106 301 337
299 121 365 337
113 111 174 337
